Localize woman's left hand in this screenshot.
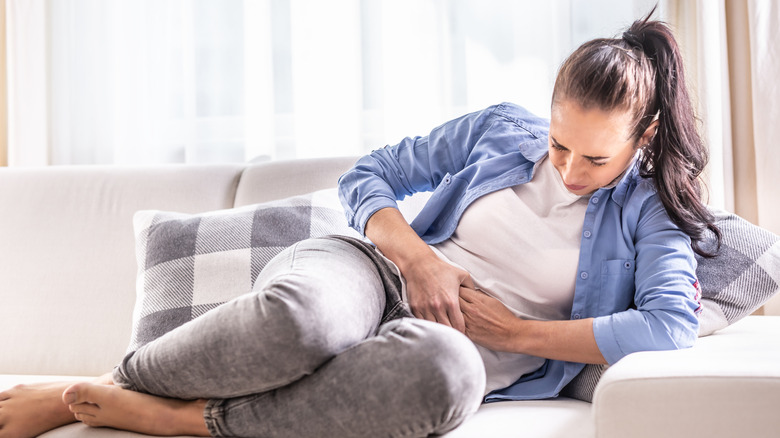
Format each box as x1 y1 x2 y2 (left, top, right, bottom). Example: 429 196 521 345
458 286 522 353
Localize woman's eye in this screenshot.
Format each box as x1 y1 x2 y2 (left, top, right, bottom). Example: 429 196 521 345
551 144 567 151
590 160 607 167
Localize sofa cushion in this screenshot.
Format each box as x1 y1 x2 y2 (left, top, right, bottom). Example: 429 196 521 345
695 208 780 335
562 208 780 402
128 188 362 352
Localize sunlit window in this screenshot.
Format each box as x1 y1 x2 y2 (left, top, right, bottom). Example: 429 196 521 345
9 0 659 165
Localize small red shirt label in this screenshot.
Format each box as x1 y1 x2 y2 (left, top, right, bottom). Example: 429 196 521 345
693 279 703 316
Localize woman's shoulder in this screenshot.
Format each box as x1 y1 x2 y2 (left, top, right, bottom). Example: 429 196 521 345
489 102 550 138
619 171 685 235
619 169 658 206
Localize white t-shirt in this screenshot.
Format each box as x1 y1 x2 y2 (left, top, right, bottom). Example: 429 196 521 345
431 156 590 394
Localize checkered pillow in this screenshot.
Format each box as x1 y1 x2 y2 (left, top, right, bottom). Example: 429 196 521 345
561 207 780 402
695 207 780 336
127 188 362 352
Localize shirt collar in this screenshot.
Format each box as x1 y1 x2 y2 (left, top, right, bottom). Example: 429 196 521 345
608 160 642 207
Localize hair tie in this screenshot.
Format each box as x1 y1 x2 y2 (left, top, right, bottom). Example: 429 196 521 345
622 30 643 49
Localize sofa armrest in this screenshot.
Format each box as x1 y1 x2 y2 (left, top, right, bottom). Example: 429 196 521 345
593 316 780 438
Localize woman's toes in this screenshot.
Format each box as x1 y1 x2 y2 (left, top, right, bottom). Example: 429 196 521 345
62 382 95 406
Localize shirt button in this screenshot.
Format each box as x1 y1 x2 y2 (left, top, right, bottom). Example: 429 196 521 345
624 261 632 269
580 271 589 280
583 230 592 238
591 197 600 204
572 314 581 320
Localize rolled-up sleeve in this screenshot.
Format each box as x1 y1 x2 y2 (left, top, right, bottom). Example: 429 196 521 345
592 194 700 365
337 105 500 235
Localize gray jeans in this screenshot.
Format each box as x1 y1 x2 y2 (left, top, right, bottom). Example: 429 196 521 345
112 237 486 437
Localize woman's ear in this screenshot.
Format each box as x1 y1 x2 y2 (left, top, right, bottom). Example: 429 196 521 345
640 120 659 147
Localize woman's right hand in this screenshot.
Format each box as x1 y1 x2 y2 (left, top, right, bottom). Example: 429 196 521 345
364 207 473 333
402 253 474 333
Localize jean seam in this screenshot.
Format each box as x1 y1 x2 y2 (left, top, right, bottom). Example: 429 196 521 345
203 398 226 437
207 394 272 437
287 240 301 271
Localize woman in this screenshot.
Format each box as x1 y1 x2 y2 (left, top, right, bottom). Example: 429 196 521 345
0 12 718 438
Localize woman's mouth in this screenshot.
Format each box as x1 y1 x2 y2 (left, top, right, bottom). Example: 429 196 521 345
565 183 588 191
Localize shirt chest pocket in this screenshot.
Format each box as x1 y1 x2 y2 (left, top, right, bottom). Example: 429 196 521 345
599 259 636 311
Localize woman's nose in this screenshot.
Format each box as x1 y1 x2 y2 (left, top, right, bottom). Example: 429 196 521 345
561 157 585 183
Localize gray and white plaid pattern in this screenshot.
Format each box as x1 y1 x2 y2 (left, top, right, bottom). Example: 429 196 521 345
127 189 362 352
696 208 780 335
563 207 780 402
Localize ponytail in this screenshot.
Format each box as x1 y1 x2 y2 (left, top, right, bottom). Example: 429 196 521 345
627 11 721 257
553 8 721 257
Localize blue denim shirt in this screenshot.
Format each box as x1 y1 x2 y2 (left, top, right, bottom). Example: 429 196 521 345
338 103 700 401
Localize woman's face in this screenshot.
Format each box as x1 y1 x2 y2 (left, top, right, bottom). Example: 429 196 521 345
548 99 641 196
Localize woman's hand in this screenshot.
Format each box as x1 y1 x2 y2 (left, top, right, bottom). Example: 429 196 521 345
458 286 522 352
460 287 607 364
403 254 474 333
364 207 473 333
365 209 606 364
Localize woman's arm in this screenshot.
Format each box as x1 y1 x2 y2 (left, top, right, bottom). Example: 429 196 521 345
337 105 502 235
458 193 699 365
592 195 700 365
458 286 607 364
340 106 506 330
365 207 473 332
340 104 550 331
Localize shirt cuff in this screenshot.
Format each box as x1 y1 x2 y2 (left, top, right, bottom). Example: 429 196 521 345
592 315 624 365
353 196 399 236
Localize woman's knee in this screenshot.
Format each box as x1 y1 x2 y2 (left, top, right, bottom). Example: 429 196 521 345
240 279 354 374
380 318 486 434
245 238 387 371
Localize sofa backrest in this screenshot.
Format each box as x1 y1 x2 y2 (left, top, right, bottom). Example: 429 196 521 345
0 158 364 377
5 156 773 378
0 164 245 376
234 156 357 207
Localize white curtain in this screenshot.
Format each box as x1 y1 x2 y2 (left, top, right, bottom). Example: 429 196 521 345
660 0 735 213
741 0 780 314
744 0 780 236
661 0 780 235
664 0 780 314
7 0 658 166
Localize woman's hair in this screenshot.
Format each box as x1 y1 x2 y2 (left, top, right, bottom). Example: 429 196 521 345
552 8 721 257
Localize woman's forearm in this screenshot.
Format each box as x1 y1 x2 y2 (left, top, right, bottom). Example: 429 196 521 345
364 207 438 273
366 207 473 331
513 318 607 365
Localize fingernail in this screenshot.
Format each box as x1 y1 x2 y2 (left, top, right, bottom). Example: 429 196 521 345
63 391 77 404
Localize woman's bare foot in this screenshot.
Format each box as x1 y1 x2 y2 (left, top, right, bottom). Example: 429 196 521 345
63 382 210 437
0 373 113 438
0 381 78 438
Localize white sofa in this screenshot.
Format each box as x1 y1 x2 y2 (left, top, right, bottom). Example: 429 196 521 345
1 157 779 438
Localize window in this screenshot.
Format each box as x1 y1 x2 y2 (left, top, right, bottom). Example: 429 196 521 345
8 0 659 165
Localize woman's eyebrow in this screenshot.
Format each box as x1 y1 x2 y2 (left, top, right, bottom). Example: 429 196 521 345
550 136 610 160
